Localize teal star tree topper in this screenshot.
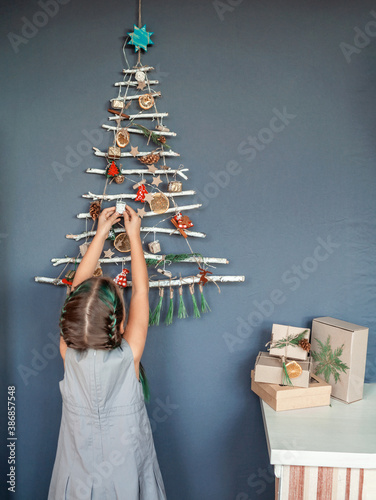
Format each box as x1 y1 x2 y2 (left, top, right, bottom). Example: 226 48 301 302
128 25 154 52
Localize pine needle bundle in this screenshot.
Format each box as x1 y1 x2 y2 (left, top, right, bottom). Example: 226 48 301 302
189 284 201 319
178 285 188 319
199 284 211 313
149 288 164 326
165 287 174 325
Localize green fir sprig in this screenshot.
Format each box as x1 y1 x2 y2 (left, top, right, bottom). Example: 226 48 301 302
269 330 308 350
282 361 293 386
311 336 349 383
145 253 203 267
135 124 171 149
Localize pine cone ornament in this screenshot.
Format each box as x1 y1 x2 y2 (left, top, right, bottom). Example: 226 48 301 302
158 136 166 144
90 202 101 220
139 153 160 165
298 338 311 352
115 174 125 184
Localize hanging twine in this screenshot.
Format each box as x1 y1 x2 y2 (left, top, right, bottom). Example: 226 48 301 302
137 0 142 65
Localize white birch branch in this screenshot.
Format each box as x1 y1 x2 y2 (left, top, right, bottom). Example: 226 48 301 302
50 255 228 267
66 226 206 242
102 124 177 137
82 190 196 201
114 80 159 87
122 67 154 74
114 92 161 102
86 168 189 181
35 275 245 286
93 148 179 158
108 112 168 121
137 275 246 288
77 203 201 219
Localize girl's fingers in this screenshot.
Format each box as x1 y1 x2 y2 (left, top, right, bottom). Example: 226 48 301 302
109 212 120 223
126 205 136 215
102 206 115 215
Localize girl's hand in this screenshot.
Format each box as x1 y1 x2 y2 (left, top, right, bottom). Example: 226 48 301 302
96 207 121 239
123 205 141 240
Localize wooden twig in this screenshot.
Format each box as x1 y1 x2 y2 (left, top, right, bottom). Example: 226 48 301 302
115 91 161 102
108 112 168 121
35 275 246 286
92 148 179 158
86 168 189 181
50 255 228 267
66 226 206 242
82 190 196 201
114 80 159 87
122 66 154 74
102 124 177 137
77 203 201 219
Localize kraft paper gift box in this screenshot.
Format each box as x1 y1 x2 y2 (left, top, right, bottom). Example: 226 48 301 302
268 324 310 361
251 370 331 412
254 351 312 388
311 317 369 403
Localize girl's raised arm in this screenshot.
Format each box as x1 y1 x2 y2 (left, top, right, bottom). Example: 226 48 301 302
122 205 149 367
71 207 121 290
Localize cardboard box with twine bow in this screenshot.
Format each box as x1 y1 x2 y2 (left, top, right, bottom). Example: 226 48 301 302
268 324 311 361
254 351 312 388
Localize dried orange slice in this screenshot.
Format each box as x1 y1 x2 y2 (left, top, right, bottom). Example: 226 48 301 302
139 94 154 110
114 233 131 253
116 129 130 148
149 193 169 214
285 361 303 379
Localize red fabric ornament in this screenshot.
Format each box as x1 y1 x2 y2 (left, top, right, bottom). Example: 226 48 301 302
107 161 120 178
62 278 73 286
113 268 130 288
173 212 194 229
135 184 148 202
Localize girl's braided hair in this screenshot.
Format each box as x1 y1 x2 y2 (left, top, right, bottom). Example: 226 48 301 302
60 277 124 350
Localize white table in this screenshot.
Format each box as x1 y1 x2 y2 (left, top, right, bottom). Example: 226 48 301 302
260 384 376 499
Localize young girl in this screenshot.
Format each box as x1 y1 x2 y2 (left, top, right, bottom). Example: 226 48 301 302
48 205 167 500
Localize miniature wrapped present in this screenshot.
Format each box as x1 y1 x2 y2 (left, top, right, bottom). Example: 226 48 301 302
254 351 311 388
311 317 368 403
268 324 311 361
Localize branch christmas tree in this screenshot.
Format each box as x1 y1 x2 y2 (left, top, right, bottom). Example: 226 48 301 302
35 16 245 325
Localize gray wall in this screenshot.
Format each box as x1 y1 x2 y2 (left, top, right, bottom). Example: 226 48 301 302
1 1 376 499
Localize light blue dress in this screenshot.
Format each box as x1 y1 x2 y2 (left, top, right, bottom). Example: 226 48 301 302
48 339 166 500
